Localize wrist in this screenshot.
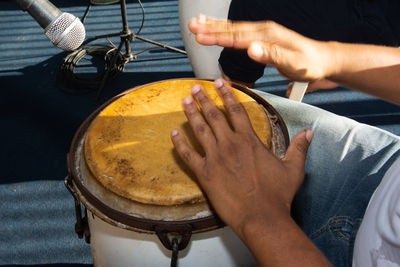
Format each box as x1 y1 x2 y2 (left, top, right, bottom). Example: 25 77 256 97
321 41 344 79
237 205 292 243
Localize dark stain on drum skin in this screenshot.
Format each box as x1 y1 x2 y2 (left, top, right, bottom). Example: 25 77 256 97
150 176 159 182
116 158 135 177
147 88 161 102
99 121 122 144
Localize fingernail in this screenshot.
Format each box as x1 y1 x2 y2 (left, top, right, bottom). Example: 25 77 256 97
191 84 201 94
214 78 223 88
171 129 179 137
190 17 198 26
305 129 314 143
197 33 206 40
198 14 206 23
250 43 263 58
183 96 193 105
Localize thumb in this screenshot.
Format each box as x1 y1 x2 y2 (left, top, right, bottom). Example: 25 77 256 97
247 41 291 67
283 129 313 171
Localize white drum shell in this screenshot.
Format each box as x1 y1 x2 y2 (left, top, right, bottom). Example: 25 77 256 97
179 0 232 79
88 211 256 267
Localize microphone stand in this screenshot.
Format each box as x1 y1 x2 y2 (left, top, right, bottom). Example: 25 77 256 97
86 0 187 99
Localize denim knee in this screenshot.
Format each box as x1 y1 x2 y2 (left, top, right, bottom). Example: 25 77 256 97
310 216 362 267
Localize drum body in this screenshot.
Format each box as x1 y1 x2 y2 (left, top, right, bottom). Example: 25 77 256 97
88 210 254 266
179 0 232 79
66 79 289 267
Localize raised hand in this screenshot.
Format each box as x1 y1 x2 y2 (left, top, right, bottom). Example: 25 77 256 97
189 16 400 104
189 16 332 82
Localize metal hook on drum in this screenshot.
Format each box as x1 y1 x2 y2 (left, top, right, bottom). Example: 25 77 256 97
171 238 179 267
64 175 91 243
155 224 192 267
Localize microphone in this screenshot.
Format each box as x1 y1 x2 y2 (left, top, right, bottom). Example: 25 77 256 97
15 0 86 51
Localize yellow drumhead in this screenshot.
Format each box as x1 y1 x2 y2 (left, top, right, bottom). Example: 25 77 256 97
84 79 272 205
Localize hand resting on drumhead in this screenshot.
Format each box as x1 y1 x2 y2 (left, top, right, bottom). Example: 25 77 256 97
171 79 331 267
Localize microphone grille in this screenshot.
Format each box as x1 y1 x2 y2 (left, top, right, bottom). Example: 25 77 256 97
45 13 86 51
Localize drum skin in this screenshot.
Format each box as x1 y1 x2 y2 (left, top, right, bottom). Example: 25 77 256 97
88 210 257 266
83 79 271 206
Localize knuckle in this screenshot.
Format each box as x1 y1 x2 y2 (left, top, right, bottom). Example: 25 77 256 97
227 103 244 114
221 89 234 99
195 123 208 135
232 30 243 47
269 44 280 65
185 106 198 117
226 20 233 32
181 150 192 163
198 94 209 105
263 21 277 35
205 108 222 120
295 142 307 154
264 20 277 28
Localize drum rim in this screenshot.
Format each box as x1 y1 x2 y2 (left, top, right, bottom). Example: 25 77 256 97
67 78 289 233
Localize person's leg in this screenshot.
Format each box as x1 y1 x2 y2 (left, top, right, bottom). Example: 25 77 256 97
257 91 400 266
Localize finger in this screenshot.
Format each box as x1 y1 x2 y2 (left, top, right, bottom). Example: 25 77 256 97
248 41 296 68
182 95 217 154
171 129 204 175
214 78 254 133
283 129 313 172
285 82 294 98
190 17 303 49
191 84 232 139
307 79 339 92
190 18 266 48
287 79 338 97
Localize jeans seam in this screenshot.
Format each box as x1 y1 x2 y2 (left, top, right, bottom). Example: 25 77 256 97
309 216 353 241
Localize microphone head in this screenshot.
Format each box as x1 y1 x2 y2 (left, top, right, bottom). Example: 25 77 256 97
45 13 86 51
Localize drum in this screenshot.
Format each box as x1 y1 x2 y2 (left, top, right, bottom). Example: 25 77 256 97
65 79 289 267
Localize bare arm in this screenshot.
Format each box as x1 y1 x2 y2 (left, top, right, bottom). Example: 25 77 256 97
324 42 400 104
189 16 400 105
242 212 332 267
171 79 332 266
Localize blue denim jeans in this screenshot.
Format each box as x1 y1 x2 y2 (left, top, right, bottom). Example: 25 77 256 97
257 91 400 267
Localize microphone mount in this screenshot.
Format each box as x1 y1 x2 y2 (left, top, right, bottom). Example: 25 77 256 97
61 0 186 100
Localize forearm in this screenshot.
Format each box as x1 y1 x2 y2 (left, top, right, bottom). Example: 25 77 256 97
239 213 332 267
324 42 400 105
